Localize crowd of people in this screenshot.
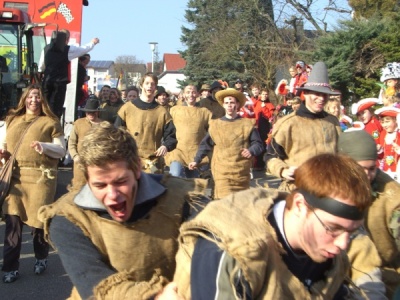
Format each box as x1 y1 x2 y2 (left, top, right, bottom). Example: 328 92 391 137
0 46 400 299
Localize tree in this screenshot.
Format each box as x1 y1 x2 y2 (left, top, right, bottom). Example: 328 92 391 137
348 0 399 19
114 55 144 86
311 16 400 104
180 0 352 91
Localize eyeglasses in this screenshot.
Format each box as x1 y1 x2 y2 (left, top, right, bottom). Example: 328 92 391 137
309 206 359 238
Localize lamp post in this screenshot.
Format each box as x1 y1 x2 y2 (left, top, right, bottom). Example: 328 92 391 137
149 42 158 73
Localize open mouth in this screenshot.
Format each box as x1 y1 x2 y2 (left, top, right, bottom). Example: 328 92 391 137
109 201 126 216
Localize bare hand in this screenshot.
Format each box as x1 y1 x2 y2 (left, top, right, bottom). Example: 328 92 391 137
92 38 100 45
30 141 43 153
155 145 168 157
281 166 297 180
155 282 184 300
73 155 80 163
188 162 197 170
241 148 252 158
0 148 10 160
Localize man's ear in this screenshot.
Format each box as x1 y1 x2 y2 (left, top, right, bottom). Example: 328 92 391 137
292 192 308 217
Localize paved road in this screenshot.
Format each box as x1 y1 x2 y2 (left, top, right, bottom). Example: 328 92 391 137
0 167 281 299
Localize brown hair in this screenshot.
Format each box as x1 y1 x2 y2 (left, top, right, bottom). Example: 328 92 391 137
286 153 371 211
291 97 301 105
139 72 158 87
79 122 140 179
6 84 58 124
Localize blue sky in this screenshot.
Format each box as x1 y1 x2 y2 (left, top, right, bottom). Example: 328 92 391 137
81 0 188 63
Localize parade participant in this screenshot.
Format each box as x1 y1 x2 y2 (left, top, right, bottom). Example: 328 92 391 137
338 129 400 298
99 88 124 124
378 62 400 103
167 153 372 299
198 84 210 99
0 84 66 283
155 86 172 111
199 80 227 119
189 88 263 199
98 85 111 103
125 86 139 102
375 107 400 181
68 96 103 191
165 85 211 178
38 122 208 300
115 72 176 173
39 30 99 119
234 78 245 92
253 88 275 170
266 62 341 191
351 98 383 144
293 60 309 96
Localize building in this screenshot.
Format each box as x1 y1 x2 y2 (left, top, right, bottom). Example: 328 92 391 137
154 53 186 95
86 60 115 95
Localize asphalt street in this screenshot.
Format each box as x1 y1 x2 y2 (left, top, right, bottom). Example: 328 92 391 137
0 167 281 299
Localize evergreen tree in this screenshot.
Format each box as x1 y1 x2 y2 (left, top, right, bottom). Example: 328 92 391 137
312 16 400 103
180 0 284 89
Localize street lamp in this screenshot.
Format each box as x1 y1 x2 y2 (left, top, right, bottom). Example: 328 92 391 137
149 42 158 73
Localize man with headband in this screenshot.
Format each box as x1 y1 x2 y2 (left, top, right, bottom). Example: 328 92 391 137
157 153 372 299
339 129 400 299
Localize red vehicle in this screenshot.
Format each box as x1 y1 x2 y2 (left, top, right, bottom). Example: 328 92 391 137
0 1 85 119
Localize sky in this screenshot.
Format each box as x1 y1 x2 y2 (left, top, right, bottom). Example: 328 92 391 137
81 1 188 63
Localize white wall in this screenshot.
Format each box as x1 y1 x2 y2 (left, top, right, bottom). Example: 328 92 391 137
158 73 186 95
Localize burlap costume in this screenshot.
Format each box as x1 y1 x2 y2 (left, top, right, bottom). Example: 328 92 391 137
68 117 100 191
117 102 171 173
199 96 225 119
365 170 400 297
208 118 254 199
2 114 62 228
38 174 208 300
268 113 340 191
99 99 124 124
174 188 349 299
164 105 211 167
347 231 386 299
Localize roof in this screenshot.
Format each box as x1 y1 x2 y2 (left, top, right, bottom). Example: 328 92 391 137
163 53 186 71
87 60 114 69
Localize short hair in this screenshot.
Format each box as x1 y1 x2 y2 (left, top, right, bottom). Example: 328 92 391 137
184 84 197 93
291 97 301 105
126 86 139 95
139 72 158 87
260 88 269 94
79 122 140 179
250 84 260 90
286 153 371 211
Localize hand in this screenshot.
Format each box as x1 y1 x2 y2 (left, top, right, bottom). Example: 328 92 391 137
0 148 10 160
30 141 43 153
92 38 100 45
393 143 400 154
281 166 297 180
155 282 184 300
155 145 168 157
73 155 80 163
241 148 252 158
188 162 197 170
376 144 382 152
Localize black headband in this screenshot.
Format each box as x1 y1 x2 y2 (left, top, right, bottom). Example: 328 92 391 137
298 190 364 221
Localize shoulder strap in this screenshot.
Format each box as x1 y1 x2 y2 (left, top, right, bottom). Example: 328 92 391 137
11 117 39 156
